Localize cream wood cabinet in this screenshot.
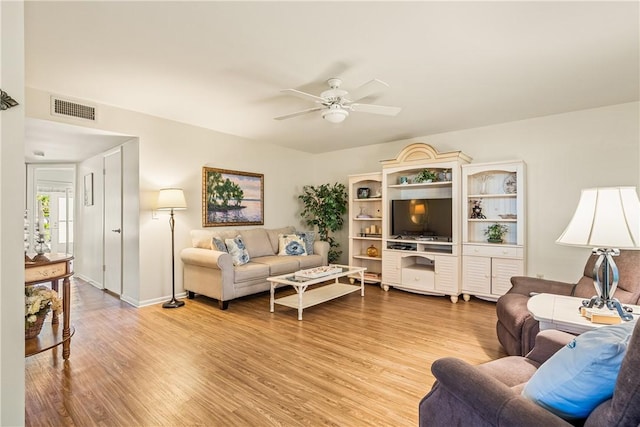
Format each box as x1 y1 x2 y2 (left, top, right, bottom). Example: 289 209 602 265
461 160 526 301
380 143 471 303
348 172 383 286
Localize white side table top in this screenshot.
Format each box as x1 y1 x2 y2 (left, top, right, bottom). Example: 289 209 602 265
528 293 640 335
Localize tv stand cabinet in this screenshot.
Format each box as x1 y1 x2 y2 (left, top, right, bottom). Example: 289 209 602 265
380 143 471 302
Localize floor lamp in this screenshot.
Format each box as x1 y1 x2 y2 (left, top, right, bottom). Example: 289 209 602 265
556 187 640 321
157 188 187 308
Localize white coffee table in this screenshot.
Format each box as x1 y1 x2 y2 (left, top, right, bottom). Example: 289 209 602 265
528 293 640 335
268 264 366 320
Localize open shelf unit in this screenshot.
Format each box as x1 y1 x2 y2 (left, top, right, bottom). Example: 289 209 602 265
348 172 383 285
461 160 526 301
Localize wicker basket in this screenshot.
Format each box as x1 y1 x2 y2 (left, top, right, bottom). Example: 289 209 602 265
25 311 48 340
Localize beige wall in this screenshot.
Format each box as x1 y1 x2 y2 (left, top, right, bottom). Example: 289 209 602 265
27 87 315 305
26 86 640 296
1 1 25 424
317 102 640 282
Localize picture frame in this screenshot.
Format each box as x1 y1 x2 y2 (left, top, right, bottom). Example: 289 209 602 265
202 167 264 227
84 173 94 206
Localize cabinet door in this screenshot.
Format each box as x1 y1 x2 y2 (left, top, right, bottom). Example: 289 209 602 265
491 258 523 296
382 251 401 285
462 256 491 294
434 255 459 294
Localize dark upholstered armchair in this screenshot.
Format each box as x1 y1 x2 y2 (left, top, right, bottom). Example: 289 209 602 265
496 250 640 356
419 322 640 427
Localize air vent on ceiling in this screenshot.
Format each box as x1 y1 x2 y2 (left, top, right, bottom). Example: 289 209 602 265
50 96 96 121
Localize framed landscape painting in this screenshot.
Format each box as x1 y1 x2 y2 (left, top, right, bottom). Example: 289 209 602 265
202 167 264 227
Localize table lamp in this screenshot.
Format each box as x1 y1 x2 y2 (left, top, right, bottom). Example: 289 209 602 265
157 188 187 308
556 187 640 321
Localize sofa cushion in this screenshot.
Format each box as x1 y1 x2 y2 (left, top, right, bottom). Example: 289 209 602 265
233 262 270 283
522 320 635 419
191 229 237 249
295 254 323 269
240 228 275 258
266 226 295 253
278 234 307 256
225 236 250 266
251 256 300 276
296 231 316 255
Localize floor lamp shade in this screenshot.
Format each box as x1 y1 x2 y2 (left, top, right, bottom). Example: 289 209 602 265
157 188 187 211
556 187 640 249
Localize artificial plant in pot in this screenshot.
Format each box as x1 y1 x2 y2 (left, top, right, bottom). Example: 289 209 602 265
484 223 509 243
414 169 438 183
298 183 348 263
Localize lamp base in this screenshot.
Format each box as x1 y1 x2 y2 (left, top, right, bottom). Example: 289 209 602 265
582 296 633 321
162 298 185 309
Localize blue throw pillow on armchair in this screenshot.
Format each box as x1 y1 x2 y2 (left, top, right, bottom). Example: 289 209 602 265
522 320 635 419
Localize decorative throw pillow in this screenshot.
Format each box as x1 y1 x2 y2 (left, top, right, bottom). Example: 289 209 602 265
225 235 250 266
295 231 316 255
211 237 227 252
522 320 636 419
278 234 308 256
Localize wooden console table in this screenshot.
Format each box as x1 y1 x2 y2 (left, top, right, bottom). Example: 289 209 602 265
25 253 75 359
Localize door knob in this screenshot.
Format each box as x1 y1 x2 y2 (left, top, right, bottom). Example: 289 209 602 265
112 228 121 233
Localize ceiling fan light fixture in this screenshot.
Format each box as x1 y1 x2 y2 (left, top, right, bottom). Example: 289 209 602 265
322 106 348 124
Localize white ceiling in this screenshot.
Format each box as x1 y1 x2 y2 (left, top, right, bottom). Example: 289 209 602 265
24 1 639 159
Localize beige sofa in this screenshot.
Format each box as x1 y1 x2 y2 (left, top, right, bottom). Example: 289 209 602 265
180 226 329 309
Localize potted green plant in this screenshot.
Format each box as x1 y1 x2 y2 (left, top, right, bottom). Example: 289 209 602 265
298 183 348 263
484 223 509 243
414 169 438 183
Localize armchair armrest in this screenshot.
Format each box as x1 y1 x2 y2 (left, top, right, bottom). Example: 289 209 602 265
430 358 571 426
509 276 575 297
525 329 575 365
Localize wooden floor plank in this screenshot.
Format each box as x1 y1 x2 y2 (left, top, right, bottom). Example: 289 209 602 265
25 278 506 426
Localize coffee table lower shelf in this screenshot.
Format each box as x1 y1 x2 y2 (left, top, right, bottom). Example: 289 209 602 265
269 265 366 320
274 283 360 310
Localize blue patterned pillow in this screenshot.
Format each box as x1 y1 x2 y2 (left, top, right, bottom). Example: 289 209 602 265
278 234 307 256
522 320 635 419
225 236 250 266
295 231 316 255
211 237 227 252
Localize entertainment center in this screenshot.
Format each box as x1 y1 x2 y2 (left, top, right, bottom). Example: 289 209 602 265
348 143 526 303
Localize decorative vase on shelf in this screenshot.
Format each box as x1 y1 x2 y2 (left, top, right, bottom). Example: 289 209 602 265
487 238 503 244
366 245 379 258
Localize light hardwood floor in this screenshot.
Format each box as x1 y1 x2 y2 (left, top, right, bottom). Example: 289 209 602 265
25 279 506 426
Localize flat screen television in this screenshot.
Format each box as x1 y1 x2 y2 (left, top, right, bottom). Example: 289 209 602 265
391 198 452 238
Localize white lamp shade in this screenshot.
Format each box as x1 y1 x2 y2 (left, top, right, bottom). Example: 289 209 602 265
556 187 640 249
157 188 187 210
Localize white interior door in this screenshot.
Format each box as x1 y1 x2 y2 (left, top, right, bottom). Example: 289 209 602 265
104 150 123 295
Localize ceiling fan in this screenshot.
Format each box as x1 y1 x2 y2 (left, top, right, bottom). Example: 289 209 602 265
275 78 402 124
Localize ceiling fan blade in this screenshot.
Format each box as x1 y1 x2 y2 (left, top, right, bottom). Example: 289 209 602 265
345 79 390 102
350 103 401 116
281 88 325 103
274 106 324 120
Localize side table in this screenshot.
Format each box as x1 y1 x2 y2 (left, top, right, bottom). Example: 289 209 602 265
528 293 640 335
25 253 75 359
